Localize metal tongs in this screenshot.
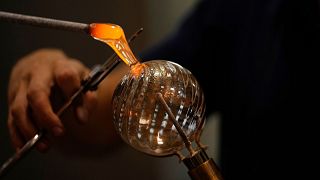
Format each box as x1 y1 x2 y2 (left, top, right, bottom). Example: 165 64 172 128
0 10 143 178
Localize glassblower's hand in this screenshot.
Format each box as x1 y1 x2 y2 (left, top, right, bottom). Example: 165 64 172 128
7 48 97 152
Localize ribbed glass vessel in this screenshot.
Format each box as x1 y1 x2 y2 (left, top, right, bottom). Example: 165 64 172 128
112 60 205 156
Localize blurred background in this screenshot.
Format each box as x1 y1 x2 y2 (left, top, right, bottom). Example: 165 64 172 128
0 0 220 179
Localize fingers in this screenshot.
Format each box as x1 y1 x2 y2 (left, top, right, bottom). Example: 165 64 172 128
54 58 89 96
7 48 94 153
27 65 64 137
10 82 37 141
7 114 24 152
54 59 84 97
76 91 98 123
54 59 98 124
8 82 50 152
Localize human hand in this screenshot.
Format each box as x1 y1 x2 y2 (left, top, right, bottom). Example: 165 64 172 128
7 48 97 152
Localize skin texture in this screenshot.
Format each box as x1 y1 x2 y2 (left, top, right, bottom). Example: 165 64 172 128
7 48 128 152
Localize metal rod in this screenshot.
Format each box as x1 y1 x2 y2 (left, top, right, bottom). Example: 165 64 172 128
0 11 89 33
0 132 43 179
0 27 143 178
157 93 196 156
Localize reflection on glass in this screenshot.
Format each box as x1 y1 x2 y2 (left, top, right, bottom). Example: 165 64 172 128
112 60 205 156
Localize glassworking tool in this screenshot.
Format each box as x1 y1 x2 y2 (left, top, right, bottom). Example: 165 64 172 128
0 10 143 177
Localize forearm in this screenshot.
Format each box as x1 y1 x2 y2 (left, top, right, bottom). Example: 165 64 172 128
59 63 129 146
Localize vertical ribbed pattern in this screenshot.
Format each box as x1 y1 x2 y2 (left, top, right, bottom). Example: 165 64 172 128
112 60 205 156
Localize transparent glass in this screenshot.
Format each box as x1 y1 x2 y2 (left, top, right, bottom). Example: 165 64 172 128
112 60 205 156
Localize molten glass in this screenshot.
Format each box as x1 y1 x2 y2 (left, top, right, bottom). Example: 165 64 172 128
90 23 139 67
90 23 206 156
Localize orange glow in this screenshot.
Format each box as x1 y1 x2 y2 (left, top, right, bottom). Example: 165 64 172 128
89 23 140 67
131 63 146 77
90 23 122 40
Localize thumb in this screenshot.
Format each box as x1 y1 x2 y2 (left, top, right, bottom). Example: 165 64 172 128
76 91 97 123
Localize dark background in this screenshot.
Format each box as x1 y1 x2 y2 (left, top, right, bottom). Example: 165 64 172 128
0 1 221 180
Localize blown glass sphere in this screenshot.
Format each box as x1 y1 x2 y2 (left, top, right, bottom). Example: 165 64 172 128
112 60 205 156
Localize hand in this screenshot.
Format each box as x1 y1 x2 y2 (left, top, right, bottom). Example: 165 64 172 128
7 48 97 152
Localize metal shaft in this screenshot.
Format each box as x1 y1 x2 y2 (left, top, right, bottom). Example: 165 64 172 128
0 11 89 33
157 93 196 156
183 149 223 180
0 27 143 178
